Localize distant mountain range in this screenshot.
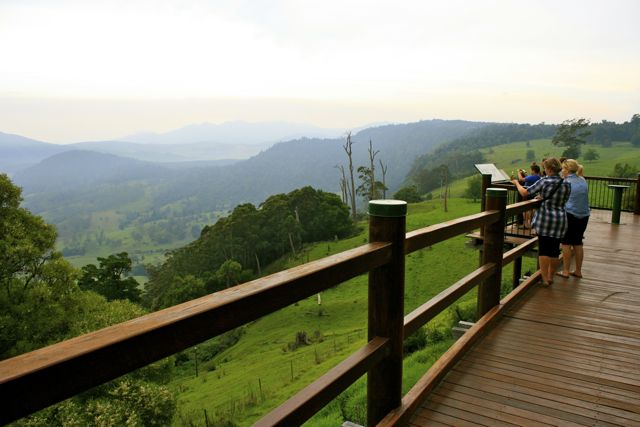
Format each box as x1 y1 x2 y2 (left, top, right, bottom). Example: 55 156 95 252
4 118 504 250
9 120 488 217
0 121 349 174
120 120 345 145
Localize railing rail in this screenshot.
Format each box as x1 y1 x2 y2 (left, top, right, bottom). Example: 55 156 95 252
585 174 639 213
0 191 541 426
485 173 640 217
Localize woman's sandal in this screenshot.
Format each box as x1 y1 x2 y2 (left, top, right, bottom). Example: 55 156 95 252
570 272 583 278
556 272 570 279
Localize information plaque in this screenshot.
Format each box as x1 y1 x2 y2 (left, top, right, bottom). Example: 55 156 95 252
474 163 511 182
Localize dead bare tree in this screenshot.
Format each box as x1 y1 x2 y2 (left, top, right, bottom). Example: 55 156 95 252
378 159 388 199
440 164 450 212
367 139 379 200
335 165 348 204
343 133 357 220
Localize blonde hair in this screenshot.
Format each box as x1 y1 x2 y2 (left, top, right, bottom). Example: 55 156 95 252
563 159 581 174
543 157 562 174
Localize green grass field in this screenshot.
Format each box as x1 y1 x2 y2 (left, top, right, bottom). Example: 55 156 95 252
446 139 640 198
168 198 537 426
481 139 640 177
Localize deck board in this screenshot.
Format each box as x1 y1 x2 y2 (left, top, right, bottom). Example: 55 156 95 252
411 211 640 426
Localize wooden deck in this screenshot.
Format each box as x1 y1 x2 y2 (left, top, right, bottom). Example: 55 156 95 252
411 210 640 426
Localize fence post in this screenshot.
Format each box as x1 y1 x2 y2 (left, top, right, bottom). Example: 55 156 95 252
367 200 407 427
477 188 507 318
635 173 640 215
512 249 522 290
480 174 492 237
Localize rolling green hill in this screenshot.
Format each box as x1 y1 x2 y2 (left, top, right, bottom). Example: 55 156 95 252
444 139 640 198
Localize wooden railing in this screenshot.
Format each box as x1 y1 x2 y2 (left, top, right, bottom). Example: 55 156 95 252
0 191 542 426
483 173 640 219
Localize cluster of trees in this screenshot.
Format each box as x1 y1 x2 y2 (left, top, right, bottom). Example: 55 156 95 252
587 114 640 147
552 115 640 158
338 135 388 219
0 173 177 424
143 186 355 310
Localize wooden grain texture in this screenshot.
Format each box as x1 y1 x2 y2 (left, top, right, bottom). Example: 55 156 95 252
410 211 640 426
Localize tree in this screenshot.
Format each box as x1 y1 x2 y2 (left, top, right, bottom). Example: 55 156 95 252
356 166 387 202
552 118 591 159
583 148 600 161
0 174 57 296
526 149 536 162
379 160 388 199
79 252 142 303
393 185 422 203
438 165 450 212
631 130 640 148
463 174 483 202
612 163 639 178
215 259 244 288
343 133 357 220
335 165 349 204
154 274 206 309
366 139 379 200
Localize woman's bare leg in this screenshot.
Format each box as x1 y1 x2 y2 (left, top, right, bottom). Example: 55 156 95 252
561 244 572 276
539 256 551 283
573 245 584 277
549 256 560 281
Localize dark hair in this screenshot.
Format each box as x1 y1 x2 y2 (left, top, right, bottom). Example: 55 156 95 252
531 164 540 174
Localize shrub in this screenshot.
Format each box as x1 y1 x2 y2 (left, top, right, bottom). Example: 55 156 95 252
404 327 428 354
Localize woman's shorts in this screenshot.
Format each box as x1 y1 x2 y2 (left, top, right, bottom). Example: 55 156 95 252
562 213 589 246
538 235 561 257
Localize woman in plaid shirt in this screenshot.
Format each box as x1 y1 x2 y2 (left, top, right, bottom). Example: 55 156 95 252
512 157 571 286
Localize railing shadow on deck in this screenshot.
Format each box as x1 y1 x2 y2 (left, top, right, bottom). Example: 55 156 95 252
0 190 543 426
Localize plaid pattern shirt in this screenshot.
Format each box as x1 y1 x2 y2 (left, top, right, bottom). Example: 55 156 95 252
527 175 571 238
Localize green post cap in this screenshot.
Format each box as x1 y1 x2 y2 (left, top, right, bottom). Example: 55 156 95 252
486 188 508 198
368 200 407 217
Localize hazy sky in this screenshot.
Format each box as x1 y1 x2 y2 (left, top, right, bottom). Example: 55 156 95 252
1 0 639 143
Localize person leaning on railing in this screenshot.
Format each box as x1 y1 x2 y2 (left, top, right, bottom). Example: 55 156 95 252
519 163 542 228
557 159 590 279
512 157 571 286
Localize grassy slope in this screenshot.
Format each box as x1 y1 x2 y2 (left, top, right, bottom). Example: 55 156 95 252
447 139 640 197
170 198 537 426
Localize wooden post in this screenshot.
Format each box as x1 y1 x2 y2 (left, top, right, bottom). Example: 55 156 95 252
480 174 492 237
512 249 522 290
635 173 640 215
477 188 507 318
367 199 407 427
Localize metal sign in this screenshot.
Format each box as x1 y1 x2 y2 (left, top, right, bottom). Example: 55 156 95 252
474 163 511 182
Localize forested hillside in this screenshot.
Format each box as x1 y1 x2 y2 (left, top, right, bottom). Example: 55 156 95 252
9 119 485 263
407 115 640 194
143 186 354 310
